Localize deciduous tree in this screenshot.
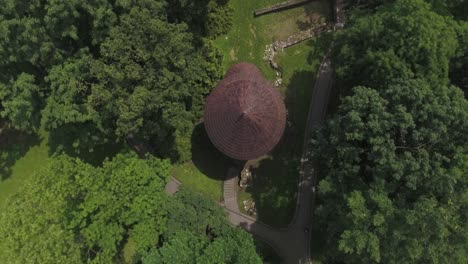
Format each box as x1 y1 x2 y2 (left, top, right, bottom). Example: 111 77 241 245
311 79 468 263
334 0 459 88
0 153 171 263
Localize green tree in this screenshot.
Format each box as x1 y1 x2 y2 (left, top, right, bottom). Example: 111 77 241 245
144 229 261 264
334 0 459 88
89 3 222 161
0 155 261 263
311 80 468 263
144 188 262 264
0 73 40 131
450 21 468 95
2 1 225 161
0 0 115 132
0 153 171 263
166 0 232 38
41 51 112 154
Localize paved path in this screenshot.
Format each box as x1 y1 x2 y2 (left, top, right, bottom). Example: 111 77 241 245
165 177 181 195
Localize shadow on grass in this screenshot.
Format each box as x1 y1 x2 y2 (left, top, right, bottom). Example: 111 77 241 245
242 64 324 227
190 123 230 181
284 70 315 140
302 0 334 22
246 132 299 227
48 124 123 167
0 129 40 181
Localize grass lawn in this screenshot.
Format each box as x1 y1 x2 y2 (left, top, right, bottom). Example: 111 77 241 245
122 238 137 264
0 128 50 210
172 162 223 201
214 0 333 226
0 128 51 262
214 0 332 78
172 124 228 202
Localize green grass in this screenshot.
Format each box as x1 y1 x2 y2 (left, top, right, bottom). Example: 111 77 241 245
215 0 332 227
172 124 228 201
0 128 50 210
214 0 280 79
277 33 333 138
172 162 223 201
0 128 51 263
122 238 137 264
214 0 332 79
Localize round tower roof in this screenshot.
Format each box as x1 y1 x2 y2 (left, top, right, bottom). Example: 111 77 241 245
204 62 286 160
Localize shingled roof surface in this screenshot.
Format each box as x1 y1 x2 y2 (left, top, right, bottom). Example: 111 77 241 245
204 62 286 160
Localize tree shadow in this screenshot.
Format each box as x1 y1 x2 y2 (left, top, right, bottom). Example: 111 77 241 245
302 0 334 22
48 124 123 167
190 123 231 181
254 238 283 264
284 70 315 141
305 33 334 65
239 69 324 227
309 218 327 262
246 130 299 228
296 19 313 31
0 129 40 181
293 0 334 33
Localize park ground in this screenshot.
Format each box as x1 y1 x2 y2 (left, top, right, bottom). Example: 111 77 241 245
0 0 332 261
174 0 333 227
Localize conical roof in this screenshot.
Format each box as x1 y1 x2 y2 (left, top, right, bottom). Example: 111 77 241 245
204 62 286 160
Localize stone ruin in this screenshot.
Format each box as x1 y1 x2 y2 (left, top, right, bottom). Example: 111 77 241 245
239 167 253 188
243 200 257 216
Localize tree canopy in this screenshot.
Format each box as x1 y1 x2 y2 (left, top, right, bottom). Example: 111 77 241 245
334 0 460 88
144 188 261 264
312 80 467 263
0 154 260 263
0 0 229 162
311 0 468 263
0 154 171 263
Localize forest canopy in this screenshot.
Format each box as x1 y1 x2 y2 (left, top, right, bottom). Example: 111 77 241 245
311 0 468 263
0 154 260 263
0 0 232 162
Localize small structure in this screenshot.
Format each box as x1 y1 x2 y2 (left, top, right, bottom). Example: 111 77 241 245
204 62 286 161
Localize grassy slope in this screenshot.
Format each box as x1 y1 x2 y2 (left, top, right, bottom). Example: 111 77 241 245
0 128 51 262
172 163 223 201
172 124 227 202
0 128 50 209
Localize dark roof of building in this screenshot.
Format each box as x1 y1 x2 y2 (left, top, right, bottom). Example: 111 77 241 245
204 62 286 160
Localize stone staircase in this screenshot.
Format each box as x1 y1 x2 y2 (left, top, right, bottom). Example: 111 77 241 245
223 167 240 213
